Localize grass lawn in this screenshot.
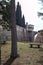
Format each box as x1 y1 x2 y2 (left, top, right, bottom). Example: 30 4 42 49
1 41 43 65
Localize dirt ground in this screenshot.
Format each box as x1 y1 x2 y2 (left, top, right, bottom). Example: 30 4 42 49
1 42 43 65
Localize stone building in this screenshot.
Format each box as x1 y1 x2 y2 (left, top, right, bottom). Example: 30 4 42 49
25 23 35 42
16 23 36 42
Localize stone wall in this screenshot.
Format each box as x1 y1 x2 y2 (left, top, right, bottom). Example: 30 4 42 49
0 25 35 42
16 25 27 42
0 25 27 42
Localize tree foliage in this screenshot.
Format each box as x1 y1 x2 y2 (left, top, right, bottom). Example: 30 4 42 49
0 1 25 30
38 0 43 17
16 2 25 27
0 0 10 30
22 15 25 27
16 2 22 26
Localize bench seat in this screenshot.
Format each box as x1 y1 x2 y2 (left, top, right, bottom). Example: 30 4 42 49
29 43 43 48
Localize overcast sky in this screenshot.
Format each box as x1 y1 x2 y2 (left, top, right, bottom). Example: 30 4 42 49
16 0 43 31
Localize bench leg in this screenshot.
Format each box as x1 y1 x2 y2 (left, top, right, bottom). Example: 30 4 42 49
38 45 40 48
30 44 32 48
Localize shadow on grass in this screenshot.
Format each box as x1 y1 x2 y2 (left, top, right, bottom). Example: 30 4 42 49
3 55 19 65
39 48 43 51
37 56 43 65
37 48 43 65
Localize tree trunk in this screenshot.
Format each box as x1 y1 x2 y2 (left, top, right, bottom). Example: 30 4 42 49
10 0 17 58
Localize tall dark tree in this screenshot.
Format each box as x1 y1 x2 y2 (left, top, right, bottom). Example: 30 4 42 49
16 2 25 27
10 0 18 58
22 15 25 27
16 2 22 26
0 0 18 58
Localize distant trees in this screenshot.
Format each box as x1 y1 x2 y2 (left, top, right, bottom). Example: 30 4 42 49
16 2 25 27
22 15 25 27
16 2 22 26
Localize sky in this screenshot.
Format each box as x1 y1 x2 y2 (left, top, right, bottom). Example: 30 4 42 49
16 0 43 31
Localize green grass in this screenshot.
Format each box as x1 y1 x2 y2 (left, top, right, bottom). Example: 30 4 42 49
1 41 43 65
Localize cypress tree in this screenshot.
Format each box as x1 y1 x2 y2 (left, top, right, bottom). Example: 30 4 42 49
16 2 22 26
22 15 25 27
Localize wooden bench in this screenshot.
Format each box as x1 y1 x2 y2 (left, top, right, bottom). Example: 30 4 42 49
30 43 43 48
